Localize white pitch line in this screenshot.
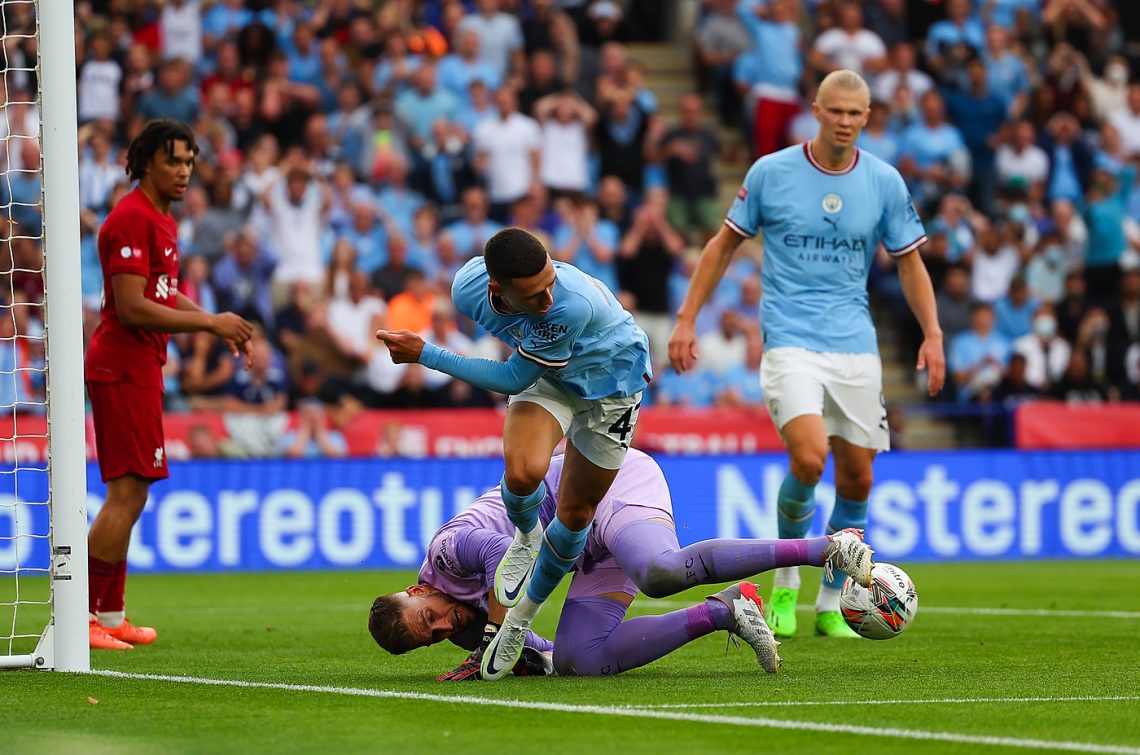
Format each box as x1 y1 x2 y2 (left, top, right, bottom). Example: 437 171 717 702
87 670 1140 755
633 695 1140 710
631 602 1140 620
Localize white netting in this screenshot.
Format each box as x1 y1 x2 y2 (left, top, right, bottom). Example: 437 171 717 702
0 0 50 659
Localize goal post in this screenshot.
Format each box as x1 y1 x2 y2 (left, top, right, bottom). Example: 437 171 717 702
0 0 88 672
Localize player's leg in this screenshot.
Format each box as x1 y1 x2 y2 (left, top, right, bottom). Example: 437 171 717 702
814 436 876 638
760 348 831 637
483 393 638 680
814 352 887 637
494 395 569 606
86 380 166 648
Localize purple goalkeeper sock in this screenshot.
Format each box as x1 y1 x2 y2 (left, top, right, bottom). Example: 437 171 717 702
608 520 830 598
553 596 733 676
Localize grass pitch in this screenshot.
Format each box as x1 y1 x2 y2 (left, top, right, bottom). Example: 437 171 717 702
2 561 1139 754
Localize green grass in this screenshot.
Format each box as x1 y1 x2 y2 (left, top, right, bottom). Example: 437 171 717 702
2 562 1139 754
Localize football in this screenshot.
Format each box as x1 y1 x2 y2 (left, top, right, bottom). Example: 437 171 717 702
839 563 918 640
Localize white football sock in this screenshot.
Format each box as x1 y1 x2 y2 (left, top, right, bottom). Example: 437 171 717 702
509 595 542 624
815 585 841 613
773 566 800 590
97 610 125 628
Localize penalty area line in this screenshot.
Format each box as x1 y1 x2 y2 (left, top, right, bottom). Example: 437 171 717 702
87 670 1140 755
634 695 1140 709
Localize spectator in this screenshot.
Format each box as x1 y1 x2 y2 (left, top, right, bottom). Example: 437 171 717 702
598 88 653 199
1 141 41 236
658 94 721 240
371 233 419 301
554 194 621 293
394 62 461 149
618 192 686 367
341 203 389 274
419 300 477 405
160 0 203 66
181 254 217 316
872 42 934 108
1012 304 1071 390
949 301 1011 403
971 223 1023 303
197 178 246 261
936 264 974 343
1024 232 1069 304
597 174 631 231
455 78 498 135
406 205 442 281
698 310 751 377
944 57 1008 214
262 162 328 305
1040 111 1094 205
327 82 372 176
654 365 716 407
1085 162 1139 301
456 0 525 82
1081 54 1129 124
714 333 764 407
386 269 437 334
520 50 567 117
78 129 121 213
442 187 502 263
437 29 502 98
737 0 802 158
856 100 901 166
77 33 121 124
212 227 277 329
810 1 888 78
535 90 597 198
1049 348 1109 403
994 276 1039 341
416 118 480 223
982 24 1031 118
325 239 358 302
1108 82 1140 158
137 59 200 124
327 270 386 366
280 400 348 458
182 330 236 399
376 150 425 239
218 332 289 458
995 120 1050 202
474 85 543 221
924 0 985 77
693 0 752 128
898 90 970 209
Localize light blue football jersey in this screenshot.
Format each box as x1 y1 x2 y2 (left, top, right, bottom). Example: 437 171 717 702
451 257 652 399
725 143 926 354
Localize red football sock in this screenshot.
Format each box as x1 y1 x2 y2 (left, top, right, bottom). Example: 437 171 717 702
100 560 128 614
88 557 116 615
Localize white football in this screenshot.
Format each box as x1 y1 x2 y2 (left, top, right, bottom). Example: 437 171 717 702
839 562 918 640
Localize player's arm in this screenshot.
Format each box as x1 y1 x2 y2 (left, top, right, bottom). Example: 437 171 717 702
894 250 946 397
113 274 253 343
376 329 547 395
669 224 746 372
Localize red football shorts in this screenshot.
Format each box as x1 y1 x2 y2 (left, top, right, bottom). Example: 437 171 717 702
87 380 169 483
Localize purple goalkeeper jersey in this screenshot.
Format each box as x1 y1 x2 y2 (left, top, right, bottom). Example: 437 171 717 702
418 448 672 610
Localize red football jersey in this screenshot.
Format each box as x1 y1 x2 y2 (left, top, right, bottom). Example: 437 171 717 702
85 187 180 388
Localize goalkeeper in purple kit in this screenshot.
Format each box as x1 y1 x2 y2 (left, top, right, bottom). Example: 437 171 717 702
368 450 873 679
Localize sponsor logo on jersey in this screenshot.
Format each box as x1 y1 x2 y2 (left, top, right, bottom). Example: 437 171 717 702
155 274 173 300
821 193 843 213
737 187 748 201
783 234 867 252
120 246 141 259
164 247 174 257
507 326 523 341
530 322 569 341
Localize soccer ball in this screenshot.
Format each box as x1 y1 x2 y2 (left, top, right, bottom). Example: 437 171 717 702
839 563 918 640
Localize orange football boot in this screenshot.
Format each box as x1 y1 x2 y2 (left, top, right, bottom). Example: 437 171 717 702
101 618 157 646
89 617 132 650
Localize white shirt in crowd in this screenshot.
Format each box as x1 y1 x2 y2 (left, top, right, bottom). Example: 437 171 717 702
697 330 748 377
161 0 203 65
1013 334 1071 389
1109 106 1140 158
540 120 590 192
813 29 886 77
78 157 121 210
972 244 1022 302
872 69 934 105
995 144 1050 188
266 180 324 285
328 295 386 359
474 112 541 203
78 59 122 122
456 12 523 80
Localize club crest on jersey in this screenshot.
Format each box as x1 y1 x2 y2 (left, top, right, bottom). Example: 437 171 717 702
821 193 843 214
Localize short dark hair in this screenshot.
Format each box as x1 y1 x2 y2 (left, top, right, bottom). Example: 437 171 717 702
126 119 198 182
484 228 548 282
368 594 416 655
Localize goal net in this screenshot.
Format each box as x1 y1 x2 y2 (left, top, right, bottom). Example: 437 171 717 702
0 0 87 672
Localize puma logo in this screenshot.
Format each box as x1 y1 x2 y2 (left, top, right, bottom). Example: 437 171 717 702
822 216 839 232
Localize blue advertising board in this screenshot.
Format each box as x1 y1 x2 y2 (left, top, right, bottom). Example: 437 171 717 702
2 450 1139 573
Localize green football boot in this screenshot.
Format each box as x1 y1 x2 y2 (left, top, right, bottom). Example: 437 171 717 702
765 586 799 638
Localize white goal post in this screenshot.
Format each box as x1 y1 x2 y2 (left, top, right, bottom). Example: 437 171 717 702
0 0 88 672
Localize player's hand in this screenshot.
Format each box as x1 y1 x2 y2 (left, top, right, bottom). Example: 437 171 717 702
437 622 501 682
375 329 426 364
210 312 254 344
917 335 946 397
668 319 699 373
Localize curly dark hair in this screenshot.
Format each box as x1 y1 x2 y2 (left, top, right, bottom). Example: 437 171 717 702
483 227 549 283
368 594 416 655
125 119 199 182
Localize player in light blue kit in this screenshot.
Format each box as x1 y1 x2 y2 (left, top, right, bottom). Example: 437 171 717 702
669 70 946 639
376 227 652 679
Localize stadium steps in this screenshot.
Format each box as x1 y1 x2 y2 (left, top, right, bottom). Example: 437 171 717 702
635 41 960 448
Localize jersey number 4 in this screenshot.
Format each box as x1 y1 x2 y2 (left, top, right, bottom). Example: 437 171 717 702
607 402 642 446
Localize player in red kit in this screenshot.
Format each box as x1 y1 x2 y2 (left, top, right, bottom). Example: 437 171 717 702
85 120 254 650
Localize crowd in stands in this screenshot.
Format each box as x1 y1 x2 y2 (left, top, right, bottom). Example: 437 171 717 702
1 0 1139 454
